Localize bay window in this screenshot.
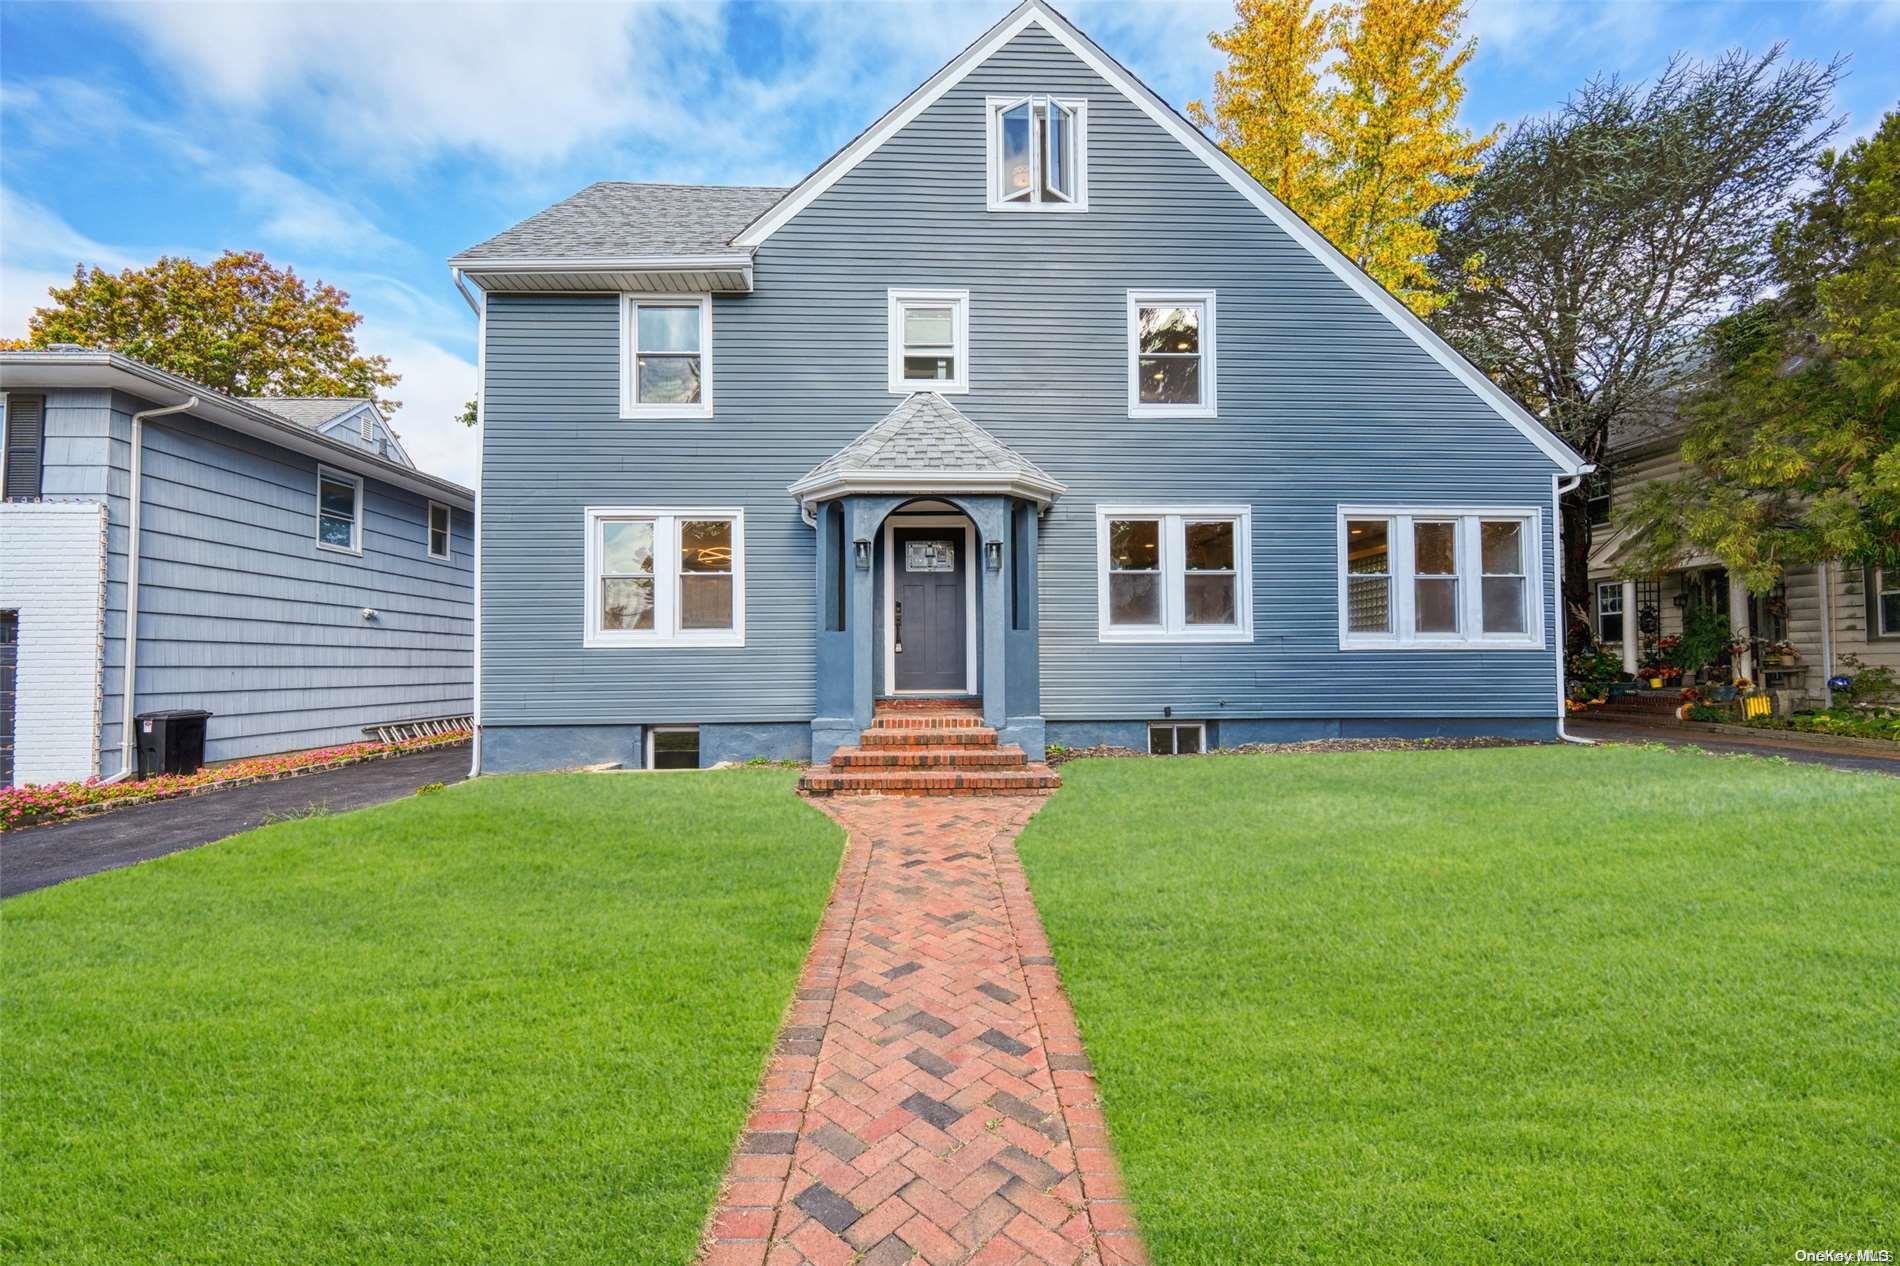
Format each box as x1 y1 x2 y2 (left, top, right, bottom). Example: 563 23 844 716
987 95 1087 210
1097 505 1252 642
584 507 744 647
1336 508 1542 648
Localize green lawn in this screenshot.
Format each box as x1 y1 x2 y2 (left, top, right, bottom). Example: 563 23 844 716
2 771 842 1265
1017 745 1900 1264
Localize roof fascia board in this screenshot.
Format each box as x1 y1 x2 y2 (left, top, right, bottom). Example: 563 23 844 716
736 0 1587 476
447 252 753 272
787 467 1067 509
0 353 472 507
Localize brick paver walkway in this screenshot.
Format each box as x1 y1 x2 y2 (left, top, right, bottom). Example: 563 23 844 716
700 797 1146 1266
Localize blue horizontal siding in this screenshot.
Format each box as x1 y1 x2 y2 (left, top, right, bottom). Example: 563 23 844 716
478 24 1563 731
39 388 473 774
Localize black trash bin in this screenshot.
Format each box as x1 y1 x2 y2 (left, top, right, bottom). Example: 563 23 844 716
135 709 212 779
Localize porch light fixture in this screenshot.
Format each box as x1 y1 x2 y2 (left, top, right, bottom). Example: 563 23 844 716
1672 593 1687 609
854 538 872 570
986 540 1003 571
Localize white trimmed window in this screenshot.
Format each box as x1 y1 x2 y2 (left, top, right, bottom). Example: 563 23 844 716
1336 507 1543 649
887 289 969 394
584 507 744 647
1127 292 1215 418
1877 567 1899 637
1148 721 1204 756
986 95 1087 211
647 726 700 770
427 501 452 561
620 295 712 418
1096 505 1252 642
1596 581 1624 644
316 466 362 554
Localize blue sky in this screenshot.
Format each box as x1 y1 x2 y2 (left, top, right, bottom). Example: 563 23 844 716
2 0 1894 484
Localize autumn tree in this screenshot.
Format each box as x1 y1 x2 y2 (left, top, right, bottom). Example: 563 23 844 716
1426 48 1842 622
1190 0 1495 314
1618 108 1900 591
21 250 399 412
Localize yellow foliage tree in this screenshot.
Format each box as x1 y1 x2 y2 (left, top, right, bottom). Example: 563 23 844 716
1190 0 1496 315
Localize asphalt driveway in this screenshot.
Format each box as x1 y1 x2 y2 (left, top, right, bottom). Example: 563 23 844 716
1 745 469 898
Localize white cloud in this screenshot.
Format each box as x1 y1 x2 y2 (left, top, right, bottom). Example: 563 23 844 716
96 0 718 168
225 165 403 257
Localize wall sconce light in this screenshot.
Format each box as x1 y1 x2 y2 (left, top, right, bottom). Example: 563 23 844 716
985 540 1003 571
1671 593 1687 609
854 538 871 570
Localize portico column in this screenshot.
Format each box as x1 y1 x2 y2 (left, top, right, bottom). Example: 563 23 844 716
1620 579 1638 674
1728 574 1754 685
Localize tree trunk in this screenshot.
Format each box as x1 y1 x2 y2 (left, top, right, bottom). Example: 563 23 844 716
1561 490 1594 654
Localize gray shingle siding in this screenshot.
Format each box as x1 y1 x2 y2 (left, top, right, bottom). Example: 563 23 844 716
37 388 472 775
477 25 1564 743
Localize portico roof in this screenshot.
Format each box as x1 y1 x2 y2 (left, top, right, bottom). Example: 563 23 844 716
788 393 1066 513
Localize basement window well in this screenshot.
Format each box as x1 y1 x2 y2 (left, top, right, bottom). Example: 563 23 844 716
1148 722 1204 756
647 726 700 770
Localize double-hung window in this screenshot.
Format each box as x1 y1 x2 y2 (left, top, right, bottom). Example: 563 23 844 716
887 289 969 394
1127 292 1215 417
621 295 712 418
986 95 1086 210
427 501 452 561
1097 506 1252 642
316 466 362 554
584 507 744 647
1336 508 1542 648
1875 568 1900 638
1596 581 1625 645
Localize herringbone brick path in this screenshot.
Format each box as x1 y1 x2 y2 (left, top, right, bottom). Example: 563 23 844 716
699 796 1146 1266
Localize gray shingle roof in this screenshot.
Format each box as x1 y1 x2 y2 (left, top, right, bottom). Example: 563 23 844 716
793 394 1064 501
241 397 371 429
452 182 789 262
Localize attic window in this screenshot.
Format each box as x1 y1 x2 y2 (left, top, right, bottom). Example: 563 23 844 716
987 96 1087 211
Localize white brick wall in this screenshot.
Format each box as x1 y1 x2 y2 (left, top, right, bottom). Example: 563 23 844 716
0 501 107 784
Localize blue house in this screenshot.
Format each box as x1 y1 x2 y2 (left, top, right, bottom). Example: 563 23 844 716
0 349 474 787
451 0 1588 790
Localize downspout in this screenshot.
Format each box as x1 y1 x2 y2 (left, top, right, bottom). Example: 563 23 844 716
1553 470 1595 746
454 268 486 777
101 396 199 782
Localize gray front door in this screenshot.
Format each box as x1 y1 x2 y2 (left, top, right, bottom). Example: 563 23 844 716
893 528 967 692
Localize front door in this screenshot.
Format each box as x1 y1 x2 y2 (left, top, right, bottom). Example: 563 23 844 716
892 528 967 692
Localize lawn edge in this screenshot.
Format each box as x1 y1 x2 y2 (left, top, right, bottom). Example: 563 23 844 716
992 815 1152 1266
696 802 868 1263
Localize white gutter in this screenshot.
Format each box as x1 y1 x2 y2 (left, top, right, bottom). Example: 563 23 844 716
102 395 199 782
1553 471 1596 746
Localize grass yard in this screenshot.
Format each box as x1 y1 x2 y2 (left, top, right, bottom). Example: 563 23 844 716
1017 745 1900 1264
2 771 842 1265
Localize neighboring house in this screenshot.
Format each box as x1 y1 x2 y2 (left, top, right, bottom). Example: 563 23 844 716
243 396 415 467
0 349 474 787
451 0 1590 785
1586 414 1898 704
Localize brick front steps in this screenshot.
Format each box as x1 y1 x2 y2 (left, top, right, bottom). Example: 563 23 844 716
799 701 1061 797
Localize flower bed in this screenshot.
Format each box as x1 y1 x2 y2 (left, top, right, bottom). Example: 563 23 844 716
1 731 470 832
1746 708 1900 744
